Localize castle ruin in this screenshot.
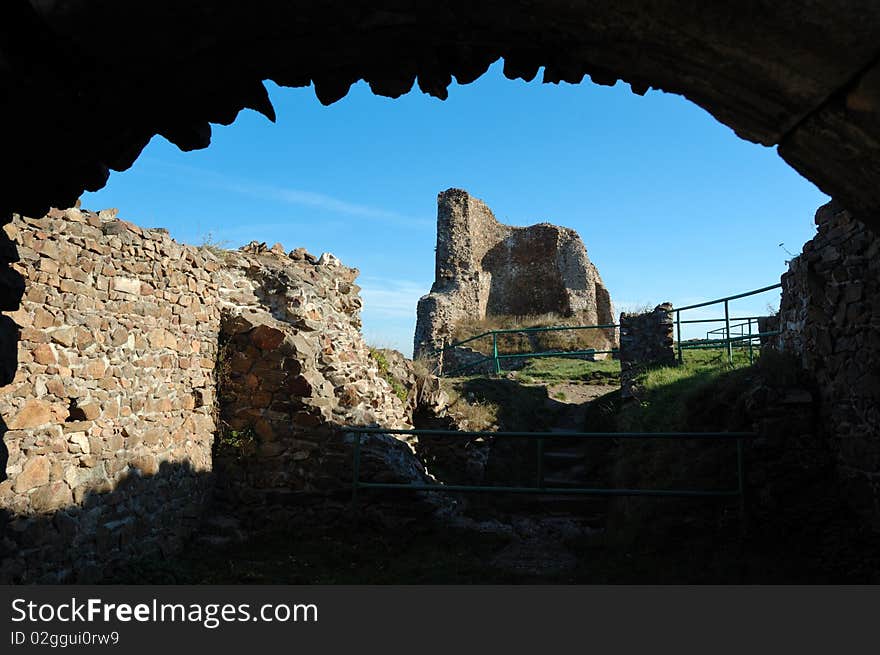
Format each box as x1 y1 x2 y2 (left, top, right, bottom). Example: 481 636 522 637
414 189 616 359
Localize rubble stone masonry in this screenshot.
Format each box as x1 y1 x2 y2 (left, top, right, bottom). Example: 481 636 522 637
776 201 880 528
0 207 416 582
0 207 220 582
211 243 413 523
618 303 676 399
414 189 616 362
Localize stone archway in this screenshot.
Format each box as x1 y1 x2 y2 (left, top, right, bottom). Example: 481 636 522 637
3 2 879 383
2 1 880 576
1 1 879 222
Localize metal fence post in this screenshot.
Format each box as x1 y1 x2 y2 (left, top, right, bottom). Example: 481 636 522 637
724 300 732 364
676 309 683 364
492 332 501 375
747 318 754 365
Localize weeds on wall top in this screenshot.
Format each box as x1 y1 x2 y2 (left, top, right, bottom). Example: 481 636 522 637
368 348 409 404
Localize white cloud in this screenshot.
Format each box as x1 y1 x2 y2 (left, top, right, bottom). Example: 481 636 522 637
241 185 432 227
145 158 433 228
359 278 428 319
358 277 431 355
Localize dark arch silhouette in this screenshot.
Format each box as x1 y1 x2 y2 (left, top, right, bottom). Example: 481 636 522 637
0 1 878 225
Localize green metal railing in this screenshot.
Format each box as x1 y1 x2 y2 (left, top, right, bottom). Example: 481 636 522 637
347 427 754 513
670 283 782 365
707 320 751 342
428 283 782 375
433 323 619 377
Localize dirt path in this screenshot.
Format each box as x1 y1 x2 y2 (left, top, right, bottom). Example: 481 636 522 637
546 382 617 431
546 382 617 405
469 381 618 577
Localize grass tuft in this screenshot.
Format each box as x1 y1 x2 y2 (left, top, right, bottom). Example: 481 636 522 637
199 231 232 256
368 348 410 404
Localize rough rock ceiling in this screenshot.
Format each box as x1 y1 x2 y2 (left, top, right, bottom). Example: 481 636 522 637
1 1 879 226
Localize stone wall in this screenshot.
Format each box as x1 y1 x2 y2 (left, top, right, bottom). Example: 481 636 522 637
618 303 676 399
414 189 616 363
775 201 880 528
211 243 417 523
0 209 426 581
0 207 220 582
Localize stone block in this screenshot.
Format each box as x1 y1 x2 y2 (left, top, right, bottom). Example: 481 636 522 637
49 327 75 347
12 456 50 492
130 455 159 476
251 324 285 350
111 276 141 295
29 482 73 513
32 307 54 329
76 401 101 421
82 359 107 379
68 433 90 455
32 343 56 365
9 399 53 429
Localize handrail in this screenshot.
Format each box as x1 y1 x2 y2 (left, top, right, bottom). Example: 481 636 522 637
489 323 618 336
679 330 780 348
496 348 617 361
350 426 755 439
432 283 780 374
670 283 781 365
346 426 755 515
442 355 495 378
433 331 490 354
670 283 781 313
441 346 620 377
432 321 619 377
680 316 767 325
433 322 618 355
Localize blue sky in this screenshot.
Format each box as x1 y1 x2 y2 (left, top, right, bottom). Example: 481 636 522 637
83 61 828 355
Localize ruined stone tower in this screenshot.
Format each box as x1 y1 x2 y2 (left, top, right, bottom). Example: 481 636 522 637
414 189 615 358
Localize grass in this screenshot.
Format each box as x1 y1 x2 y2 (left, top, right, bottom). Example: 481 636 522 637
601 347 820 554
618 346 757 433
442 383 499 431
512 356 620 385
677 342 758 368
215 426 257 458
441 347 758 432
368 348 409 404
440 376 562 433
